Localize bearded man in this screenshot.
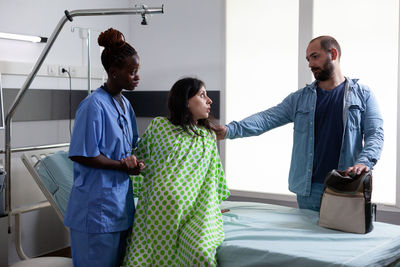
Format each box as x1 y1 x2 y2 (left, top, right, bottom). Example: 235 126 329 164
214 36 384 211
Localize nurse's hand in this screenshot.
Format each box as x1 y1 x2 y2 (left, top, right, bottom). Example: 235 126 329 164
130 160 145 175
120 155 145 175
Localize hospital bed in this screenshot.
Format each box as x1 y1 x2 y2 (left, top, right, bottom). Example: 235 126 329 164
21 148 400 267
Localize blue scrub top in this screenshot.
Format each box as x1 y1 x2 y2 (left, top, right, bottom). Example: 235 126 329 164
64 86 138 233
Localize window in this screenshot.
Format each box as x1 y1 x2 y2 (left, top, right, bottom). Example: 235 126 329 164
226 0 398 204
226 0 298 196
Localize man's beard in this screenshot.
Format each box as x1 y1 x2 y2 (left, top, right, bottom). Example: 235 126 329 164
313 58 334 81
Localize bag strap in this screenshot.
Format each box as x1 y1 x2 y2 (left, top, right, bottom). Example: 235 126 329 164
363 172 373 202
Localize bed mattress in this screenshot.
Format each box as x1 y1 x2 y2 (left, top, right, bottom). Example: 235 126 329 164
218 201 400 267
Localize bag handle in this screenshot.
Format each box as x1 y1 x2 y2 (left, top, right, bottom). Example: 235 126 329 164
324 169 372 195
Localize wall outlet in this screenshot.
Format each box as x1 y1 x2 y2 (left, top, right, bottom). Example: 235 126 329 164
58 66 69 76
47 65 58 76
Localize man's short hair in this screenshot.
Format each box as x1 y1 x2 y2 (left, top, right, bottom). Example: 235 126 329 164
310 36 341 59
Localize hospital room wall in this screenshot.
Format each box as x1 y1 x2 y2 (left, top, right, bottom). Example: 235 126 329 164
127 0 225 138
125 0 225 135
0 0 225 265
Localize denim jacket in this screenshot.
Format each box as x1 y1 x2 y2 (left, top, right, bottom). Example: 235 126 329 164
226 77 384 196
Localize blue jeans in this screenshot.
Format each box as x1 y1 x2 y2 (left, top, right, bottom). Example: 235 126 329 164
70 229 130 267
297 183 325 211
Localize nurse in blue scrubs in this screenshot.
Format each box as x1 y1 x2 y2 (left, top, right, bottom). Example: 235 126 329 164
64 28 145 267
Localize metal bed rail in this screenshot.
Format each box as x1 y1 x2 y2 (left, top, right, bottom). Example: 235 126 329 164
0 143 70 154
11 201 51 260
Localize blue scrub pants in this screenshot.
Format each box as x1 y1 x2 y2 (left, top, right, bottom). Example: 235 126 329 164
70 228 130 267
297 183 325 212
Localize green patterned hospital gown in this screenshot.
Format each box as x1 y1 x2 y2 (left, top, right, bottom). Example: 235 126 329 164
123 117 230 267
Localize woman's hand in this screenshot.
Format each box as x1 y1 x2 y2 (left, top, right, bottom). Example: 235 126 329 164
120 155 146 175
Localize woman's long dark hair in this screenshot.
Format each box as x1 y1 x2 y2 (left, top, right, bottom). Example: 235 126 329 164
167 78 214 135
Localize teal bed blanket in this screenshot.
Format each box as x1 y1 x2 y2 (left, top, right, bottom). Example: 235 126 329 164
37 150 73 217
218 201 400 267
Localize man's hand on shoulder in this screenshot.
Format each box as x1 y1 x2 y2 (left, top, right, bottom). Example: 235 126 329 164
212 124 227 140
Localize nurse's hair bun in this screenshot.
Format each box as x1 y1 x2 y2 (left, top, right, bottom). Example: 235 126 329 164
98 28 126 49
98 28 137 73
